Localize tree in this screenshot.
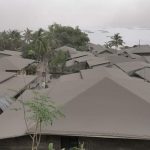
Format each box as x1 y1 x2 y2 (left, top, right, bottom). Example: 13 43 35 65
47 23 89 51
0 31 9 50
49 51 68 73
26 64 37 75
32 28 47 61
7 30 22 50
104 42 112 49
21 91 64 150
107 33 125 49
23 28 33 44
0 30 22 50
32 28 52 85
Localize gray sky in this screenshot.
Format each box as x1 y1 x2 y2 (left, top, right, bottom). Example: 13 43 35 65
0 0 149 30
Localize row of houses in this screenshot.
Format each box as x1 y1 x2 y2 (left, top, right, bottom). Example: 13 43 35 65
0 50 39 115
1 66 150 149
0 50 35 74
1 45 150 149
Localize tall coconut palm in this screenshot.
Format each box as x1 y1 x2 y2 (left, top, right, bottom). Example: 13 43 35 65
108 33 124 49
0 31 8 50
8 30 22 50
32 28 50 86
23 28 33 44
32 28 47 61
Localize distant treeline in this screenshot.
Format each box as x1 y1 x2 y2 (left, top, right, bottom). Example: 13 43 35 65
0 23 89 59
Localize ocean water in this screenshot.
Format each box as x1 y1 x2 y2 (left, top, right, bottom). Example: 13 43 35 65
83 27 150 46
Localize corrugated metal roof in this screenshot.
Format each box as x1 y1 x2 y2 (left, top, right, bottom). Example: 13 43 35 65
115 61 150 75
87 57 109 67
135 68 150 82
0 56 35 71
1 70 150 139
124 45 150 54
0 72 16 83
0 96 13 111
0 50 22 57
70 51 93 59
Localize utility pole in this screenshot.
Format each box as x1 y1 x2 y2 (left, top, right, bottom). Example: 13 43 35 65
139 40 141 47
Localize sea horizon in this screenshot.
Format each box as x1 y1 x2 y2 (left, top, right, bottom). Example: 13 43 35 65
82 26 150 47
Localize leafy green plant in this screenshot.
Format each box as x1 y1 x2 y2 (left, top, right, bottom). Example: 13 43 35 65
70 143 85 150
22 91 64 150
49 51 68 73
48 143 55 150
26 64 37 75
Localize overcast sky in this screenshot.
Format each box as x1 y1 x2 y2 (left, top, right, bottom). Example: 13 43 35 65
0 0 149 30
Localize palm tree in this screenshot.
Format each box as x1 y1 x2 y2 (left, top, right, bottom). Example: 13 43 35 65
0 31 10 50
108 33 124 49
8 30 22 50
23 28 33 44
32 28 50 86
32 28 47 61
104 42 112 49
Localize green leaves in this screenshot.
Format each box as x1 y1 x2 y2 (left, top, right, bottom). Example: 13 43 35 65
23 91 64 126
0 30 22 50
47 23 89 51
49 50 68 73
48 143 55 150
107 33 125 49
70 143 85 150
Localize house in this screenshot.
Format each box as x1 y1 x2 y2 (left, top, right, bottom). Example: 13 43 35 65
0 56 35 74
1 68 150 149
74 56 110 68
55 46 77 55
69 51 93 60
0 72 38 114
135 68 150 82
87 43 117 57
143 56 150 63
96 48 117 58
123 45 150 56
65 53 94 72
65 55 110 72
88 43 104 52
115 61 150 75
86 57 110 68
0 50 22 58
108 54 134 65
118 50 144 60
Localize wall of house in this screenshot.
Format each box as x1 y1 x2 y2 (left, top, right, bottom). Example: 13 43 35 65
134 53 150 56
79 137 150 150
1 135 150 150
0 135 60 150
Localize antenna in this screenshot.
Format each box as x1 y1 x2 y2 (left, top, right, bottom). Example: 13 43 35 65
139 40 141 47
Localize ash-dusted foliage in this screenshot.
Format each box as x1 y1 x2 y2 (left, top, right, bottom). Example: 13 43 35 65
70 143 85 150
49 50 69 73
24 91 63 125
47 23 89 51
0 30 22 51
0 23 89 58
105 33 125 49
22 91 64 150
